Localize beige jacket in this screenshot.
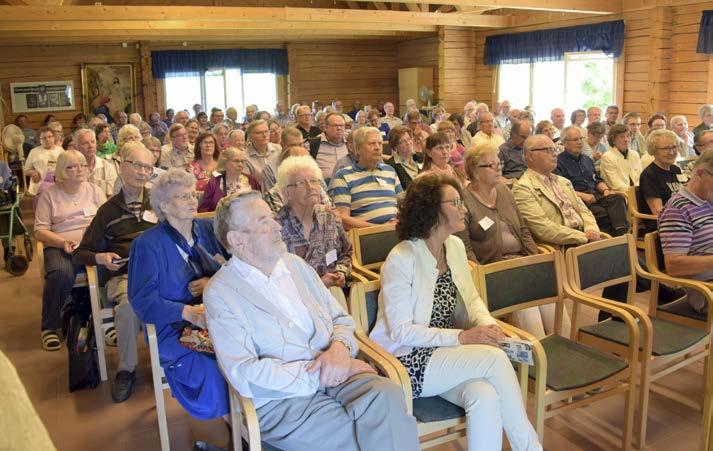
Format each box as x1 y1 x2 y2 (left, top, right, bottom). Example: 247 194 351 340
600 148 642 192
512 168 599 246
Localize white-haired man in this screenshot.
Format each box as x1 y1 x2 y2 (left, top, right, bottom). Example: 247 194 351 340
204 191 419 451
380 102 403 130
75 128 118 197
693 104 713 136
670 115 695 157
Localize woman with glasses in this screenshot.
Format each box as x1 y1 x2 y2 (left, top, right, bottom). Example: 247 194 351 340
582 121 608 169
420 132 459 182
370 172 542 451
34 150 107 351
456 143 538 264
128 169 230 423
188 133 220 192
275 155 352 289
386 126 420 190
198 147 259 212
600 123 642 193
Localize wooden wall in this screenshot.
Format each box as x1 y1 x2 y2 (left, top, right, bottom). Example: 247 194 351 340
396 36 439 102
0 44 143 130
438 27 477 113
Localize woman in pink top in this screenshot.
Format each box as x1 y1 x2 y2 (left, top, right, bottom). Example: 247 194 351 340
34 150 106 351
188 133 219 192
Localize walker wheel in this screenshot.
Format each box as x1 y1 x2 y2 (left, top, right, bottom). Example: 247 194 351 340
7 254 28 276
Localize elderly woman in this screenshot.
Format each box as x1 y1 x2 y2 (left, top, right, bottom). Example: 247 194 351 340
352 110 367 130
275 156 352 288
366 109 390 140
448 113 472 149
268 119 282 147
71 113 86 132
245 119 281 186
582 121 608 165
647 113 667 134
437 120 467 171
370 173 541 451
264 146 332 213
571 108 586 130
196 112 210 133
185 119 200 147
213 123 230 153
95 123 117 159
429 105 447 133
386 126 419 190
34 150 107 350
198 147 260 212
638 129 685 227
188 133 219 191
128 169 229 421
421 132 458 181
138 121 153 140
600 124 642 193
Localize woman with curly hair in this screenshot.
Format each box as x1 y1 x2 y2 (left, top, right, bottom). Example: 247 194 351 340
369 173 541 451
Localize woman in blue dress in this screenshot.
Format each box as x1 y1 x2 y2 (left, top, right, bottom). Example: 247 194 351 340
128 168 229 420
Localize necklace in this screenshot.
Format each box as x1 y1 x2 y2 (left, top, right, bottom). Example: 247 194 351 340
469 184 497 209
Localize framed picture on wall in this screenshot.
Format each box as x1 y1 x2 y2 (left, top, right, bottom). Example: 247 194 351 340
81 63 135 119
10 81 74 113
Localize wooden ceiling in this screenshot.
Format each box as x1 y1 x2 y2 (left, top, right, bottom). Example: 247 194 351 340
0 0 622 44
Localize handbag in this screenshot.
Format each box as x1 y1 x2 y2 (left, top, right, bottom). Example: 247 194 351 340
62 287 100 392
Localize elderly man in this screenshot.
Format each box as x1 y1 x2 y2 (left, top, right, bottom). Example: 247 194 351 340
513 134 601 247
160 124 193 170
331 99 353 126
192 103 203 118
555 126 629 236
73 143 156 403
670 115 695 157
330 127 402 229
111 111 128 143
498 119 532 181
295 105 322 141
24 126 63 196
163 109 174 127
273 102 291 127
550 108 565 138
695 130 713 155
174 110 189 127
309 113 348 182
693 104 713 136
463 101 477 128
471 112 505 148
209 109 224 129
623 112 647 156
380 102 402 130
346 100 362 121
466 103 491 136
586 106 602 126
75 129 117 197
495 100 511 130
228 129 246 150
128 113 142 127
658 150 713 314
204 191 419 450
605 105 619 131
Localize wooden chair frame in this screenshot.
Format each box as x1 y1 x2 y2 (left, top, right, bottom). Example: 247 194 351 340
86 265 108 382
565 234 711 449
350 223 397 281
627 186 656 250
474 251 639 450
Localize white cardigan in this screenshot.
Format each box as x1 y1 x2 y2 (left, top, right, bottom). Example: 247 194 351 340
369 236 496 357
600 148 642 192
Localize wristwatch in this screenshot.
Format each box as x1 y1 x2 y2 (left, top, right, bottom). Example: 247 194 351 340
331 338 353 355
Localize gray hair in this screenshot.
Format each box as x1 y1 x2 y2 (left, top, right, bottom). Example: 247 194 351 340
149 168 196 221
281 126 302 144
121 141 153 161
139 121 152 135
213 123 230 135
73 128 95 144
217 147 247 172
561 125 582 139
645 129 678 156
276 155 322 197
699 105 713 119
295 105 311 117
213 190 262 250
246 119 268 137
670 115 688 127
352 126 381 150
117 124 141 148
55 150 86 183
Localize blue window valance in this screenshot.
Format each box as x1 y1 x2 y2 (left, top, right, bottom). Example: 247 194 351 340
696 11 713 54
151 48 288 78
484 20 625 66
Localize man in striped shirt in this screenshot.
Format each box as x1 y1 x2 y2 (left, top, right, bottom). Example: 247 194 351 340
329 127 402 230
658 150 713 313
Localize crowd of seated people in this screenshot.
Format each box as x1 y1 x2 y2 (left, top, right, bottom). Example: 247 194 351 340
13 95 713 450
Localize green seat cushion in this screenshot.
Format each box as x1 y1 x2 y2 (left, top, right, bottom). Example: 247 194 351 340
658 298 706 322
413 396 465 423
580 317 708 356
529 334 628 391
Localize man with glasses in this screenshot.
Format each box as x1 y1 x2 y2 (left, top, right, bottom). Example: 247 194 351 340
658 149 713 314
498 119 532 182
160 123 193 170
554 126 628 236
623 112 647 156
309 112 348 182
73 143 158 403
471 112 505 148
24 126 63 196
295 105 322 141
75 128 118 197
513 134 601 247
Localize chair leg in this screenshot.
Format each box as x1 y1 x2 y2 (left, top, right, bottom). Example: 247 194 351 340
534 376 546 442
622 376 636 451
155 385 170 451
635 357 651 449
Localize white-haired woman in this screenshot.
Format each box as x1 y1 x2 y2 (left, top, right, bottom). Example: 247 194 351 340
113 141 165 193
275 155 352 288
127 168 229 421
198 147 260 212
34 150 106 351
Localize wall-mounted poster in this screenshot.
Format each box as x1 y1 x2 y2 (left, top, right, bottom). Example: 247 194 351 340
10 81 74 113
81 63 135 119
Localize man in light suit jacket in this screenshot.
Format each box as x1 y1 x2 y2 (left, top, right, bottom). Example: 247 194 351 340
203 190 419 451
512 134 602 248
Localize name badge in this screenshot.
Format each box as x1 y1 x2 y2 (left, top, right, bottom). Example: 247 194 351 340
376 177 389 187
0 177 3 184
676 173 688 182
83 206 97 217
212 170 221 178
478 216 495 231
142 210 159 224
325 248 338 266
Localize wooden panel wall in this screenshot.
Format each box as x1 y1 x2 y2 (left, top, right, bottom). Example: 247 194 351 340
287 41 399 111
473 31 493 108
396 36 439 103
0 44 143 130
438 27 476 113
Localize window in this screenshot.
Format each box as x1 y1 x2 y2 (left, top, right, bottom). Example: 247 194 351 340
497 51 615 121
164 69 277 116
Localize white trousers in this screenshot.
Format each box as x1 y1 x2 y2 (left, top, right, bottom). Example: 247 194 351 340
512 303 571 340
420 344 541 451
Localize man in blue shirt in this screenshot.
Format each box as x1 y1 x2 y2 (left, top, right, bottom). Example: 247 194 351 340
554 126 628 236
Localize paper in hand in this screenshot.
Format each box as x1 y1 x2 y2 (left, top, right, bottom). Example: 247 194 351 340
498 338 534 365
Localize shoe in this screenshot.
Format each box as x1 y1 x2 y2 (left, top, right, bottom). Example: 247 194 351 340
111 370 136 403
104 326 117 347
659 285 687 305
41 330 61 351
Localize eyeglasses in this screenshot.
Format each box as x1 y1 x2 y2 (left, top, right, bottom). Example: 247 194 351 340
528 147 558 154
123 159 153 172
327 123 346 129
252 130 269 136
565 137 586 142
228 158 247 164
172 192 198 202
477 162 502 170
656 146 678 153
66 164 88 171
287 178 321 189
441 198 463 208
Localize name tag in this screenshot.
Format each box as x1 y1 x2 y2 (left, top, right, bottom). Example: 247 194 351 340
212 170 221 178
376 177 389 187
142 210 159 224
83 206 97 217
325 248 338 266
676 173 688 182
0 177 3 184
478 216 495 231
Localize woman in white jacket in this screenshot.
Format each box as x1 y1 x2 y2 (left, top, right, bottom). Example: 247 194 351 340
370 172 541 451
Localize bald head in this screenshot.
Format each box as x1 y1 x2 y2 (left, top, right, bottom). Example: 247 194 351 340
524 134 558 175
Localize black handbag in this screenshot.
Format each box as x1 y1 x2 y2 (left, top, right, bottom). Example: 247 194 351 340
62 287 100 392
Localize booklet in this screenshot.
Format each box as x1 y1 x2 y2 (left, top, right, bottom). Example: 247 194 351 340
498 338 534 365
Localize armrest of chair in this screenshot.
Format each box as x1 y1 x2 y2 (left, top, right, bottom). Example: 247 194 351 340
86 265 108 381
536 245 553 254
350 271 369 283
228 384 261 451
36 241 45 281
352 263 380 281
354 331 413 414
600 232 612 239
495 319 539 403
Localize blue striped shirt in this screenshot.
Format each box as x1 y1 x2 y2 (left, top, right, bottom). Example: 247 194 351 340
329 162 402 224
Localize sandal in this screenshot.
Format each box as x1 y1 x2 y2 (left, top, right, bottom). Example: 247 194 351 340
101 308 117 347
41 330 61 351
104 326 117 347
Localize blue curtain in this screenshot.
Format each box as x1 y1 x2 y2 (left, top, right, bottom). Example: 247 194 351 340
697 11 713 53
151 49 288 78
484 20 625 65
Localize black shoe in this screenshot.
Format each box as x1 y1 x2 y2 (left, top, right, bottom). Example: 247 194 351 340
111 370 136 403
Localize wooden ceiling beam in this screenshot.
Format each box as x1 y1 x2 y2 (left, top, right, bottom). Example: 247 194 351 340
0 5 512 27
340 0 620 14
